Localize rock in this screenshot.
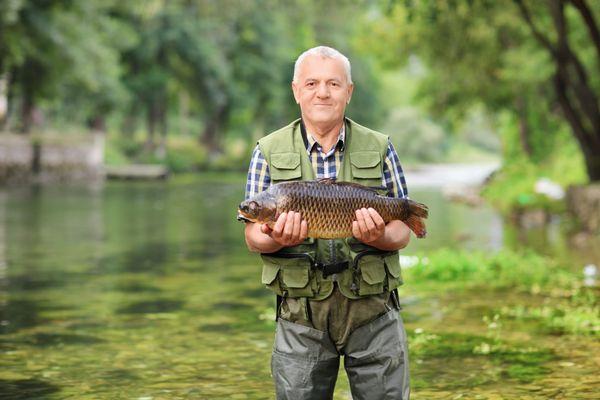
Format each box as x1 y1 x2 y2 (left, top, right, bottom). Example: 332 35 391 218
534 177 565 200
566 184 600 233
442 184 484 206
105 164 169 180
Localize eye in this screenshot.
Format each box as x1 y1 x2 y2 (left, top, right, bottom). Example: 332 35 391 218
249 201 258 211
306 81 316 88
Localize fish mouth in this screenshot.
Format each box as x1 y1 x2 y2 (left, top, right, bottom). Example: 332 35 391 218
237 209 256 223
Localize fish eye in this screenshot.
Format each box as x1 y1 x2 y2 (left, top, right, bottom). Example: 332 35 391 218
249 201 258 211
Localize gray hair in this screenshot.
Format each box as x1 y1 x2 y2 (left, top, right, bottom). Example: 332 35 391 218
292 46 353 84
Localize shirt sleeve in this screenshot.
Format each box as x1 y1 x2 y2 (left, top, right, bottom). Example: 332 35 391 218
245 145 271 200
382 140 408 199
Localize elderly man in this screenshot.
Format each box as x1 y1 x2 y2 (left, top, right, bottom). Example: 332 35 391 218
243 46 411 399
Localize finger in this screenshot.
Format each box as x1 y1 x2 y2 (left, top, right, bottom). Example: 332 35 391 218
261 224 273 235
356 209 369 239
272 212 287 238
368 208 385 231
300 220 308 240
352 220 362 239
282 211 295 241
291 212 301 242
362 208 376 232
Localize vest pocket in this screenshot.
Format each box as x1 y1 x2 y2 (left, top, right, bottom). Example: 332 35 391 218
270 152 301 181
261 255 314 297
349 151 382 187
358 255 386 296
384 253 403 288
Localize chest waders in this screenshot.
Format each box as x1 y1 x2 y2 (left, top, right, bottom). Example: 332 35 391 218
257 118 403 302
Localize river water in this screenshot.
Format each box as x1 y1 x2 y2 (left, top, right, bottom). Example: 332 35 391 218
0 168 598 399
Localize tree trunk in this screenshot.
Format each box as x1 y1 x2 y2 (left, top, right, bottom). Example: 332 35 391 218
0 72 8 129
200 103 229 154
157 94 167 159
515 95 533 157
515 0 600 181
121 102 139 138
146 101 157 149
20 94 43 134
88 116 106 133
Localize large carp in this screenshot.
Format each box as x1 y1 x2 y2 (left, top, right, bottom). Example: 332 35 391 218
239 179 428 239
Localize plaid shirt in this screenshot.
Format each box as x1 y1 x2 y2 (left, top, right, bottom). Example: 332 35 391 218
245 125 408 200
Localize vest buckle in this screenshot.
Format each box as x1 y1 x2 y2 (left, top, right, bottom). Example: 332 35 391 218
313 261 350 278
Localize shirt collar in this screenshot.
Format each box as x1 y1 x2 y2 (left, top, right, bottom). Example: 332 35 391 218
305 124 346 154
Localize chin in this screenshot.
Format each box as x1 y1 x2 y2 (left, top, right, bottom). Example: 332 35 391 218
307 112 341 124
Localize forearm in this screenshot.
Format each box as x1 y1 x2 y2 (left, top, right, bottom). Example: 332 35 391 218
367 220 411 251
244 222 284 253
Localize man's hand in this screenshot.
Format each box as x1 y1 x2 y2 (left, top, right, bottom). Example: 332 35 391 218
352 207 410 251
261 211 308 248
352 208 385 244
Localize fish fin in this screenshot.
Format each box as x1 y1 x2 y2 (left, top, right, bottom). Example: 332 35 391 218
370 185 391 196
405 214 427 238
327 180 381 194
316 177 337 184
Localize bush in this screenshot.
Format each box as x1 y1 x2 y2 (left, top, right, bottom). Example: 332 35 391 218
405 248 573 290
165 137 208 172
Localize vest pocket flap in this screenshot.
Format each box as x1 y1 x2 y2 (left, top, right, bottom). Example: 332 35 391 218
350 152 381 179
282 268 310 288
261 263 280 285
350 152 381 168
359 255 386 284
384 254 402 278
270 152 301 181
271 153 301 169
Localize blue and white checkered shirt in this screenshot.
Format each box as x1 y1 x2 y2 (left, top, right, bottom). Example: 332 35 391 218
245 124 408 200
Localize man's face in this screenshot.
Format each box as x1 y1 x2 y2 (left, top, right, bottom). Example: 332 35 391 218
292 55 354 128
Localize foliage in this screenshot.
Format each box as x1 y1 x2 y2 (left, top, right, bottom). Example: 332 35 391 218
0 0 389 169
405 248 574 289
165 137 208 173
482 116 587 213
500 288 600 336
361 0 600 181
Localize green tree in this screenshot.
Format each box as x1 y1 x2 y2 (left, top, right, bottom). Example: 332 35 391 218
1 0 132 133
364 0 600 180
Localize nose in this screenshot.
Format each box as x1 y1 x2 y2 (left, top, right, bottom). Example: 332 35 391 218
239 202 247 211
316 82 329 98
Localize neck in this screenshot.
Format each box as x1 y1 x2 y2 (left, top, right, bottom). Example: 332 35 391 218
302 118 344 153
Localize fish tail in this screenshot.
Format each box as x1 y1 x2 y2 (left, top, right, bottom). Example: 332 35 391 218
409 200 428 219
405 200 428 238
405 214 427 238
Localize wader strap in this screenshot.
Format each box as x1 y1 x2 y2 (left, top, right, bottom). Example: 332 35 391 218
275 295 283 321
391 288 402 310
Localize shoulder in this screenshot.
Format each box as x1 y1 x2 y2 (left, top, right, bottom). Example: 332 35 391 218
257 119 301 149
347 118 389 151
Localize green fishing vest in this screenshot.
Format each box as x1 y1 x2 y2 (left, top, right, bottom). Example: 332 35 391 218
257 118 403 300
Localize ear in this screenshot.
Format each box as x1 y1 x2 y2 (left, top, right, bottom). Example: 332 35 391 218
346 83 354 104
292 81 300 104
